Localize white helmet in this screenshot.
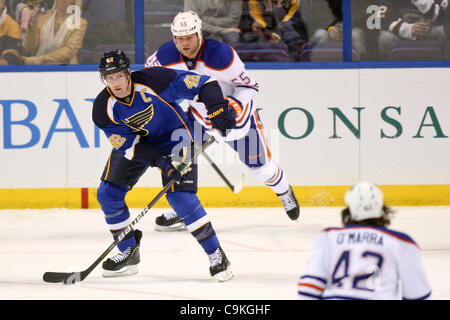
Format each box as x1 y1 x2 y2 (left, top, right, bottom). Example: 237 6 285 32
344 182 384 221
171 11 203 40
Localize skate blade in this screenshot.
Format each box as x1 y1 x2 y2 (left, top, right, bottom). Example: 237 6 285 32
154 223 187 232
213 269 233 282
287 208 300 221
102 265 138 278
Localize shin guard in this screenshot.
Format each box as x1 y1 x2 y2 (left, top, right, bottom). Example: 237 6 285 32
166 192 219 254
97 181 135 251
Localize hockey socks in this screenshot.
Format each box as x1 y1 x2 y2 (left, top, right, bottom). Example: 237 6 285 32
250 160 290 195
166 192 220 254
97 181 136 251
111 227 136 252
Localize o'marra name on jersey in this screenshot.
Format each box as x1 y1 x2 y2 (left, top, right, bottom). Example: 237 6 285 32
297 225 432 300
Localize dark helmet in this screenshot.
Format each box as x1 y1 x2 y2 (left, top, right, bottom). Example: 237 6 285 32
99 49 131 77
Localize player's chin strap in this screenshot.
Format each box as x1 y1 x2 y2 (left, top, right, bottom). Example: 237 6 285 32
42 136 216 285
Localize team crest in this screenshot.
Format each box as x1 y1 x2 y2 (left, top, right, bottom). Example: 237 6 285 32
184 75 201 89
122 104 154 136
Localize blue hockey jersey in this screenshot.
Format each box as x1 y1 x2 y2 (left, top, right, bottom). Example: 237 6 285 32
92 67 222 165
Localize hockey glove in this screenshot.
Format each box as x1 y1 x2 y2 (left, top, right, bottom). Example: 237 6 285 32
207 101 236 137
154 156 182 182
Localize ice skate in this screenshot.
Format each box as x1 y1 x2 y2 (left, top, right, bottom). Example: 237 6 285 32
209 246 233 282
278 185 300 220
154 211 186 232
102 229 142 278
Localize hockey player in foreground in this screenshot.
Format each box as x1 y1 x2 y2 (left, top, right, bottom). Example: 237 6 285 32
146 11 300 232
298 182 432 300
93 49 235 281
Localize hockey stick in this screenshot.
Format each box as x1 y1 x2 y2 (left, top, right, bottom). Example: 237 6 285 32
201 151 244 194
43 136 215 285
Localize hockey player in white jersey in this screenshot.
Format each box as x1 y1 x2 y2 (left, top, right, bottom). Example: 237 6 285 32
146 11 300 231
297 182 432 300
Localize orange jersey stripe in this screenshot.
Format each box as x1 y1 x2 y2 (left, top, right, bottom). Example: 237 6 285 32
266 166 281 184
298 282 325 292
190 107 212 126
254 111 272 160
236 103 250 125
162 61 185 68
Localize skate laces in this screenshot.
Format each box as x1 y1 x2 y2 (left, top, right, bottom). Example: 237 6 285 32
209 248 223 267
280 189 297 211
111 248 131 263
163 211 178 220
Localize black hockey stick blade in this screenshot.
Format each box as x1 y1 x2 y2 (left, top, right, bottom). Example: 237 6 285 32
43 271 84 284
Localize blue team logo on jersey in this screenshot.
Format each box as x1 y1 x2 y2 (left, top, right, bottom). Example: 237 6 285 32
121 104 154 136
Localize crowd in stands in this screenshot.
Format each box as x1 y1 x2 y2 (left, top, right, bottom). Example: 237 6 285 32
1 0 88 64
1 0 449 65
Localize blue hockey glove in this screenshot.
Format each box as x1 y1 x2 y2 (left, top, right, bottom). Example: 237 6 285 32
207 101 236 137
154 156 182 182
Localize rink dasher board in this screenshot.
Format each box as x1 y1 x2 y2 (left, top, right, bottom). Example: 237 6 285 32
0 68 449 208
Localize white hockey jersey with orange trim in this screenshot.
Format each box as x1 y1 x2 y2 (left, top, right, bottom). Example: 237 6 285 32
298 225 432 300
145 38 259 141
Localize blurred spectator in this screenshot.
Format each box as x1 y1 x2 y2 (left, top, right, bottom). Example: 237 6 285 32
310 0 372 59
239 0 307 60
23 0 87 64
0 0 23 65
378 0 449 59
299 0 334 41
184 0 242 47
13 0 53 38
311 0 342 41
4 0 20 13
80 0 133 51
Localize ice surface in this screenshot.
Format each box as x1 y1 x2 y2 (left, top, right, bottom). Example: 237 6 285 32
1 206 449 300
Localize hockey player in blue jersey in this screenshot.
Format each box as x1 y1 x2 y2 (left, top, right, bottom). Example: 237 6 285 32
92 49 235 281
146 11 300 232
